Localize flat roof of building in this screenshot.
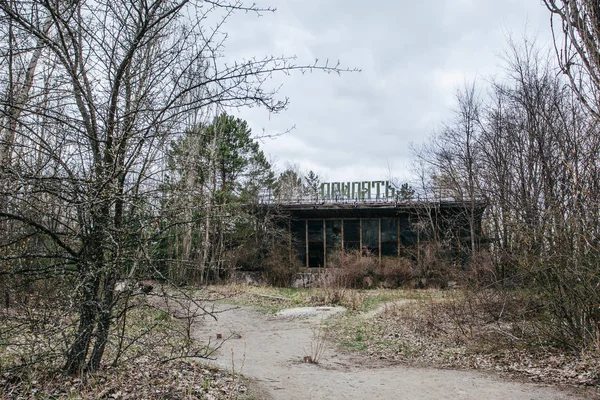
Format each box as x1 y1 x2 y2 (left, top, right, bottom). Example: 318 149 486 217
262 200 486 219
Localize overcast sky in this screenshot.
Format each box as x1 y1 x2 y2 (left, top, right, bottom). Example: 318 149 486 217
222 1 554 184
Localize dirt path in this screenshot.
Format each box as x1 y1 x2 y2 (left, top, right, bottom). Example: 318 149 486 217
194 304 588 400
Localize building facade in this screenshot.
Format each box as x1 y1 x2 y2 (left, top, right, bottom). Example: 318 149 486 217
278 200 485 269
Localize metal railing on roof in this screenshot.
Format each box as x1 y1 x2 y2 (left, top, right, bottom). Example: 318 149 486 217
257 190 484 207
259 192 425 206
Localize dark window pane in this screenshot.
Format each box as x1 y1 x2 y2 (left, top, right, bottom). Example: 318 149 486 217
293 245 306 266
381 242 398 257
291 220 305 235
343 220 360 242
400 218 418 246
306 220 324 267
344 241 360 251
291 220 306 246
307 220 324 242
308 242 324 268
326 220 342 247
381 219 398 242
362 219 379 247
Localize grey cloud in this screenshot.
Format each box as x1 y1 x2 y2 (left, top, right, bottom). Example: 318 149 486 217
224 0 554 182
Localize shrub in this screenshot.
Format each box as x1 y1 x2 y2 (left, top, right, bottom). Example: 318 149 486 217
322 251 415 289
261 245 302 287
462 250 497 288
377 257 414 288
416 243 453 288
325 250 377 289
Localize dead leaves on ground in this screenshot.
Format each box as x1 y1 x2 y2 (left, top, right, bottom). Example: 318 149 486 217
330 295 600 388
1 359 248 399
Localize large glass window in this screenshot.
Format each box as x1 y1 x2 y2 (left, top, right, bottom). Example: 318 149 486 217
343 220 360 252
290 220 306 267
307 220 324 267
381 242 398 257
362 219 379 257
308 242 324 268
307 220 324 241
400 218 418 246
325 220 342 265
381 219 398 257
381 219 398 242
326 220 342 247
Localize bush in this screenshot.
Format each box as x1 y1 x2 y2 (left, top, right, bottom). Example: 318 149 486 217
533 256 600 352
224 238 302 286
377 257 414 288
462 250 497 288
261 245 303 287
416 243 453 288
323 251 415 289
335 250 377 288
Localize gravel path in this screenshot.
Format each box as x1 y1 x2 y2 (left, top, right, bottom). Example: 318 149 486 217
194 304 589 400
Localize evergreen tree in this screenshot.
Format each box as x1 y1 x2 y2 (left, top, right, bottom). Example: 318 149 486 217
304 170 321 200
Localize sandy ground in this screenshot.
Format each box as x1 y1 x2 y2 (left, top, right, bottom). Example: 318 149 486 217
194 304 591 400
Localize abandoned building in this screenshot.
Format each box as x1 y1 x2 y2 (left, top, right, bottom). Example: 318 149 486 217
265 180 486 268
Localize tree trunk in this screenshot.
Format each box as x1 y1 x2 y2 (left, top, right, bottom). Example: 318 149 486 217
64 262 101 375
88 271 117 371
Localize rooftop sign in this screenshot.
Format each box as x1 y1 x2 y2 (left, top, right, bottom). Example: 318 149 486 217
320 180 398 201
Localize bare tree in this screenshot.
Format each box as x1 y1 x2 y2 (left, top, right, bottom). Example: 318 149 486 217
418 35 600 350
0 0 354 375
414 81 483 256
544 0 600 120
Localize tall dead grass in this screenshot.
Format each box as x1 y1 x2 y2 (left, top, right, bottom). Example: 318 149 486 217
323 250 415 289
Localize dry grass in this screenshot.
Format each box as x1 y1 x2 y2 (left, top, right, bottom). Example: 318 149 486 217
329 288 600 388
323 251 415 289
208 283 599 388
303 319 329 364
208 283 427 313
0 359 254 400
0 285 256 399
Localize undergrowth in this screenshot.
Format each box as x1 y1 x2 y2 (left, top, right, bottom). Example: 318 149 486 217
210 283 427 313
210 283 600 388
328 288 600 388
0 285 247 399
